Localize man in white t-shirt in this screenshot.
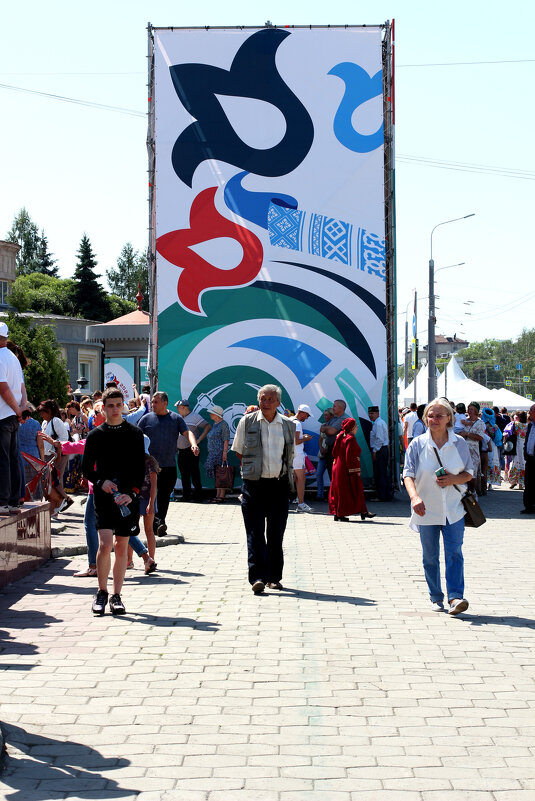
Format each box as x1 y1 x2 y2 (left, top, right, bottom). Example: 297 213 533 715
290 404 313 513
403 403 418 445
175 399 211 502
0 322 24 514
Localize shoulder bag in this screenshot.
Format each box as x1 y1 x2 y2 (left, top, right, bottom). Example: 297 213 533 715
433 447 486 528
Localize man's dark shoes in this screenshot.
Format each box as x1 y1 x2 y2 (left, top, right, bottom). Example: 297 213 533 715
267 581 283 590
156 522 167 536
520 508 535 514
361 512 376 520
334 515 349 522
109 594 126 615
92 589 108 615
252 580 265 595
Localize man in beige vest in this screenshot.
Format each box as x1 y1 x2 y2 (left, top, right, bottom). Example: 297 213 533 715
232 384 295 594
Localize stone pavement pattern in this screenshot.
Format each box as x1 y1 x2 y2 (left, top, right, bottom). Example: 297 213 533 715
1 486 535 801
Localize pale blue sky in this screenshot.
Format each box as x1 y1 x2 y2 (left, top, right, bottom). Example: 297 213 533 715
1 0 533 357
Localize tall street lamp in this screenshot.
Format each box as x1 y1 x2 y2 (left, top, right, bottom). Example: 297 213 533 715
428 215 475 401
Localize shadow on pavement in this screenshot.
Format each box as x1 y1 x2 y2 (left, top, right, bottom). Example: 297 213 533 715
126 612 220 631
460 614 535 629
0 722 134 800
269 587 375 606
0 610 62 662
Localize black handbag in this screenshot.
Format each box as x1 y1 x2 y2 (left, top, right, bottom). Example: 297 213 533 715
214 462 235 489
503 431 517 456
433 448 486 528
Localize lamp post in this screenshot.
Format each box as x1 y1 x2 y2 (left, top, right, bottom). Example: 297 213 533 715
428 215 475 401
404 294 415 389
73 376 89 403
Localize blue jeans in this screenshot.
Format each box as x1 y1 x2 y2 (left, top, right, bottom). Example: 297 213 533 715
316 456 328 498
419 517 465 603
85 494 148 566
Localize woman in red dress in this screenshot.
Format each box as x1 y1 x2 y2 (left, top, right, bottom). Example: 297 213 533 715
329 417 376 522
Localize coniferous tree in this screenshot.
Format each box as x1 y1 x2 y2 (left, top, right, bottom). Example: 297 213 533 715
35 231 58 277
71 234 110 321
105 243 149 310
6 208 41 275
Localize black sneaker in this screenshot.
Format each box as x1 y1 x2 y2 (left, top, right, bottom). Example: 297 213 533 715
92 589 108 615
156 522 167 536
109 594 126 615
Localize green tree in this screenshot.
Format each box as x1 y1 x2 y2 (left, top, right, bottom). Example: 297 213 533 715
6 207 41 275
458 331 535 394
9 274 76 316
107 294 136 319
71 234 110 321
36 231 58 277
6 312 69 406
105 243 149 310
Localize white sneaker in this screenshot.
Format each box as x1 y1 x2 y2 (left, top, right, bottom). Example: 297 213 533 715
297 503 312 512
0 505 11 515
431 601 445 612
449 598 469 615
291 498 299 504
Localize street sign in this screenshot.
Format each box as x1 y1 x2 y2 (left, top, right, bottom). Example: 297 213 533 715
523 376 530 383
505 380 512 387
494 364 500 371
516 363 522 370
527 394 533 400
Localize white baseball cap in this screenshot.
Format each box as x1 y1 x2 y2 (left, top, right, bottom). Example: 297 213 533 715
297 403 312 416
0 322 8 337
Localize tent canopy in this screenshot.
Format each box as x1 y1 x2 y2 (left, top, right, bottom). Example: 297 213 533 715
437 356 532 409
493 387 533 412
436 357 491 406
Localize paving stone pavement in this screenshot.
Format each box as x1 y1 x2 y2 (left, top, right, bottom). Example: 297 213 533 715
1 485 535 801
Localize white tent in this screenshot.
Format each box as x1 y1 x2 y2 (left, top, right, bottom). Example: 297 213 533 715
402 362 432 405
436 357 493 406
493 387 533 412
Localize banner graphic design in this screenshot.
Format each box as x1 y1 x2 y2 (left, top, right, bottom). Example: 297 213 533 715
153 26 387 481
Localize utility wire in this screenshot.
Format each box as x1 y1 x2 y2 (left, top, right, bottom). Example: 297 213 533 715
1 83 534 184
0 83 144 117
397 154 535 181
397 58 535 68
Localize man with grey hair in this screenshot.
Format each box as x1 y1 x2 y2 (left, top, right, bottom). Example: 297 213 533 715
232 384 295 594
319 399 349 478
139 390 198 535
0 322 24 515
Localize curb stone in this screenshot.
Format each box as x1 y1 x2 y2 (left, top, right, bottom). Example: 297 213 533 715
51 533 185 559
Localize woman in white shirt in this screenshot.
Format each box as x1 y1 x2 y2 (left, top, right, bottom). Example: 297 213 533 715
403 398 473 616
38 398 73 512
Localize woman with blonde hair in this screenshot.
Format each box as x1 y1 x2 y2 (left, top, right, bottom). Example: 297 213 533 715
403 397 474 615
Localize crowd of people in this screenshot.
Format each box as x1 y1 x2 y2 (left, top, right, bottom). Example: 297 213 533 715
2 317 534 617
399 401 531 496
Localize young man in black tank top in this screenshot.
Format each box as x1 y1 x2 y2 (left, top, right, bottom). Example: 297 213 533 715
82 388 145 615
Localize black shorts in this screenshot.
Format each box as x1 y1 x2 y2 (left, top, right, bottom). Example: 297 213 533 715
94 490 140 537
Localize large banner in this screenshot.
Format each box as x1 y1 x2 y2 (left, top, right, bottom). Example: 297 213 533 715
152 26 388 479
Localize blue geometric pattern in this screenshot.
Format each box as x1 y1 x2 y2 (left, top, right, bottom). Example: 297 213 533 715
268 203 385 279
230 335 331 388
309 214 352 265
267 204 305 251
356 229 386 281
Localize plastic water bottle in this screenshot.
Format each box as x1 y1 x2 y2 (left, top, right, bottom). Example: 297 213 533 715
112 490 131 517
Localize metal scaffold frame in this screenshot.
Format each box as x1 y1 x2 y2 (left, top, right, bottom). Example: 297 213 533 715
146 23 157 393
382 20 398 488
